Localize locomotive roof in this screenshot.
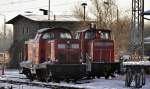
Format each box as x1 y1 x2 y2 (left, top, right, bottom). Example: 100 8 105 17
77 28 111 32
37 27 71 33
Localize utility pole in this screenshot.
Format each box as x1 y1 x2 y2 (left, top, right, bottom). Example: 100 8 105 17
130 0 144 58
48 0 50 20
81 3 87 22
116 7 119 23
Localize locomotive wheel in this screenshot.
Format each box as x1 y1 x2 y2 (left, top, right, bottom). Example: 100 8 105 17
52 78 60 83
86 72 92 79
72 79 78 82
38 77 47 82
45 76 52 82
92 76 95 79
19 68 24 74
110 73 115 78
142 74 145 85
42 74 51 82
23 68 31 79
36 69 50 82
51 76 60 83
25 72 30 78
96 75 101 79
44 70 52 82
141 69 145 85
26 72 34 81
125 69 132 87
65 78 70 83
24 69 34 81
105 75 109 79
135 73 142 88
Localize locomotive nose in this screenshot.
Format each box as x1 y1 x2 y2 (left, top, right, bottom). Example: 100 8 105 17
55 39 81 64
92 40 114 63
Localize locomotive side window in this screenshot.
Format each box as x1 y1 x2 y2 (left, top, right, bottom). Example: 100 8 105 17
60 32 72 39
42 33 54 40
84 30 111 40
75 32 80 39
35 34 42 40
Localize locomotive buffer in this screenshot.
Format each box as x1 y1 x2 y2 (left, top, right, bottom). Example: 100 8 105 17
123 0 150 88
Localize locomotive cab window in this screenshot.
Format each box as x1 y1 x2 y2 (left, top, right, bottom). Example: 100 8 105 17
42 33 54 40
85 30 111 40
75 32 80 39
35 34 42 41
60 32 72 39
100 31 110 39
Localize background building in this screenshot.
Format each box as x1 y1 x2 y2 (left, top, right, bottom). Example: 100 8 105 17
7 14 90 68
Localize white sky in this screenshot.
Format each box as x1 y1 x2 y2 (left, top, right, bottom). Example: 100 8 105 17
0 0 149 21
118 0 150 10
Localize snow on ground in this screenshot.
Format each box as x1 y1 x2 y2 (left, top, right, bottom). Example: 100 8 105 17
123 61 150 66
0 83 50 89
1 69 26 78
76 77 150 89
1 69 150 89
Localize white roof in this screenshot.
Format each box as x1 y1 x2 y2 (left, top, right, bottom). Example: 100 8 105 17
144 42 150 44
144 37 150 44
144 37 150 40
24 15 81 22
144 10 150 15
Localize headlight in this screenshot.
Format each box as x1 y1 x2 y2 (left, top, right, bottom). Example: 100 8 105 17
71 44 79 49
58 44 79 49
80 59 83 63
58 44 66 48
94 42 113 46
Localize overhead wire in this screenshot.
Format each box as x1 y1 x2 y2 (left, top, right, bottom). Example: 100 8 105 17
0 0 77 17
0 0 39 7
0 1 75 13
1 6 73 15
0 0 74 8
0 5 48 13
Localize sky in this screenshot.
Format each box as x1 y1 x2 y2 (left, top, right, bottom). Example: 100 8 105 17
0 0 150 21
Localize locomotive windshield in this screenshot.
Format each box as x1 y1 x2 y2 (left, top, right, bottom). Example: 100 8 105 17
76 33 79 39
100 31 110 39
85 30 110 39
42 33 54 39
60 32 72 39
42 32 72 40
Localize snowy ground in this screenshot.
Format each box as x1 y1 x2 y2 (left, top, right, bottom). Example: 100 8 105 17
0 83 49 89
0 69 150 89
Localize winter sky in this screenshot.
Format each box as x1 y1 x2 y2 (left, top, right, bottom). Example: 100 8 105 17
0 0 149 21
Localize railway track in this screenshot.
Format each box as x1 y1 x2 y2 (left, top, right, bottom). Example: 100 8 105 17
0 78 86 89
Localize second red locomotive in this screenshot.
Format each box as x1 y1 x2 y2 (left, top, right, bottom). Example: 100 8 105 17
76 26 119 79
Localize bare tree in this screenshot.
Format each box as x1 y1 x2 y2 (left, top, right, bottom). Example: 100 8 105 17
72 2 92 30
0 24 13 52
72 0 131 58
73 0 118 29
73 5 85 21
111 16 131 57
73 2 91 21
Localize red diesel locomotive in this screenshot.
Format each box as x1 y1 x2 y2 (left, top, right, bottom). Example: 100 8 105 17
76 27 119 79
20 27 86 81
